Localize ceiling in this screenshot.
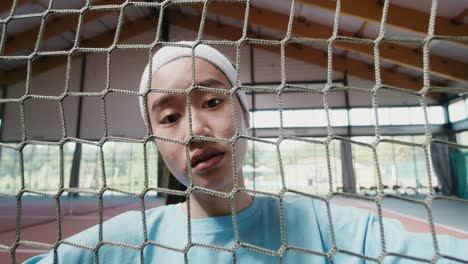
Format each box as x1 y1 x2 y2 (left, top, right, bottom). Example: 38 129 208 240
0 0 467 102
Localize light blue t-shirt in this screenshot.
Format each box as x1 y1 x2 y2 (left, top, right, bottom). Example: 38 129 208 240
25 196 467 263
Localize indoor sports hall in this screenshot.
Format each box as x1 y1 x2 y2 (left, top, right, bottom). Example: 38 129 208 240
0 0 467 263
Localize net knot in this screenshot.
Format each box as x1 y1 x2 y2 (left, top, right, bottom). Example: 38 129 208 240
373 35 384 45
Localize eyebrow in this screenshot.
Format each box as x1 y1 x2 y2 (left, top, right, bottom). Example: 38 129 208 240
151 94 177 112
195 78 227 88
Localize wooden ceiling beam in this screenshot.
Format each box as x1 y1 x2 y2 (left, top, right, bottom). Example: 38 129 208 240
31 0 48 10
298 0 468 46
2 0 123 55
169 12 426 93
5 2 466 83
0 13 158 86
454 8 468 24
199 2 467 83
1 10 437 99
0 0 34 14
355 21 369 37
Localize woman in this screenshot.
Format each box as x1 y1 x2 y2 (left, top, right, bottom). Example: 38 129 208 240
26 42 467 264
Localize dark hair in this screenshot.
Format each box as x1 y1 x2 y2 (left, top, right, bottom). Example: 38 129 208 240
157 151 187 205
165 172 187 205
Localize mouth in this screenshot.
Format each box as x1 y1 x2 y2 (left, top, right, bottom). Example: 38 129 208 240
190 148 225 173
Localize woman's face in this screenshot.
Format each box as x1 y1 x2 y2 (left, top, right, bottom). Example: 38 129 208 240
146 57 249 192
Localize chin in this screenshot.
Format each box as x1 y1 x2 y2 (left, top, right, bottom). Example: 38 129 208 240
193 174 234 193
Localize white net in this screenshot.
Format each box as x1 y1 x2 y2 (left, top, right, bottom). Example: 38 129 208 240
0 0 467 263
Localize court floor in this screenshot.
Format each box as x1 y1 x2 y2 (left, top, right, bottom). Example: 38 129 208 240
0 195 466 263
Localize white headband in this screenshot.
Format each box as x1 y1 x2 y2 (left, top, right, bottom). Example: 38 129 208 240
139 41 249 121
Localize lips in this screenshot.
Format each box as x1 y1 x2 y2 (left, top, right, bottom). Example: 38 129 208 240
190 148 225 173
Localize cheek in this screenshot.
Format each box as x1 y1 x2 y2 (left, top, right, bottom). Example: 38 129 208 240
155 142 170 162
236 138 248 158
156 141 184 171
216 108 247 138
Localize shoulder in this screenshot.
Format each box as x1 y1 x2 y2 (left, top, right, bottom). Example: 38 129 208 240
251 195 321 225
61 204 174 246
145 202 183 229
280 196 374 235
24 205 173 264
145 202 174 220
253 195 318 214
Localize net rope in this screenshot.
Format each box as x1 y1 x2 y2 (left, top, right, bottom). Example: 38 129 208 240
0 0 467 263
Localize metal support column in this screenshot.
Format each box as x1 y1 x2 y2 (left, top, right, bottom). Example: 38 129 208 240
340 71 357 193
69 55 87 197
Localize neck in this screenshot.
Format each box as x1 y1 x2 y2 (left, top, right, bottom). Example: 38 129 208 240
181 172 253 219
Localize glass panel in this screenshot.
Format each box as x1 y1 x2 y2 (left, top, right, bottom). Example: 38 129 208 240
390 107 411 125
329 139 343 190
0 144 21 194
449 99 466 122
375 140 396 190
330 109 349 126
282 138 341 194
393 136 418 189
243 138 281 192
249 111 254 123
309 109 328 127
349 108 372 126
352 136 374 144
79 144 102 191
244 137 341 195
352 135 438 195
20 143 75 193
101 141 158 193
466 98 468 115
283 109 314 127
250 106 449 128
253 111 280 128
351 136 377 193
457 131 468 146
428 106 445 124
409 107 425 125
377 107 391 125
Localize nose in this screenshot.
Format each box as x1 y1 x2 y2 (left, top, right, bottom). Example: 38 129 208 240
188 109 212 139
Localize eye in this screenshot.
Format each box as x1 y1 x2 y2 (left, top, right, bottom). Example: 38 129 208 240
160 114 181 124
203 98 223 108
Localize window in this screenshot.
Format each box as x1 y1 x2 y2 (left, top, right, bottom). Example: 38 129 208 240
243 138 341 195
428 106 445 124
449 99 467 123
252 106 445 129
79 142 158 193
409 107 425 125
457 131 468 146
283 109 315 127
377 108 391 125
0 141 159 195
0 143 75 194
390 107 411 125
243 138 281 192
351 136 378 191
330 109 349 126
466 97 468 114
351 135 438 195
253 109 348 128
349 108 373 126
252 111 280 128
0 144 21 193
308 109 328 127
